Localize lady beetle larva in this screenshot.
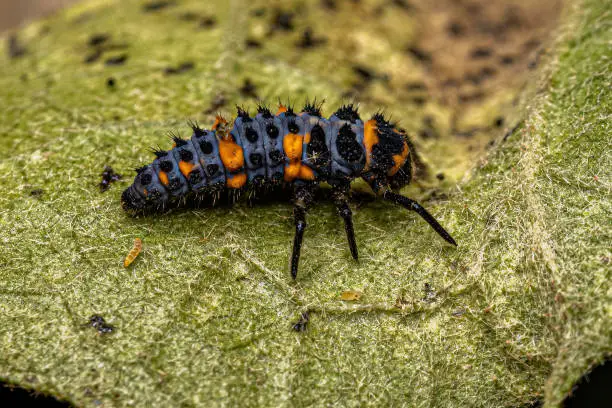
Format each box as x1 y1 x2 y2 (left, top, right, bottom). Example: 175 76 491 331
121 102 457 278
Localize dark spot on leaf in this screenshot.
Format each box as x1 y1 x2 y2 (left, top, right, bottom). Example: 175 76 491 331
7 35 26 59
470 47 492 59
251 8 266 17
199 16 217 28
164 61 195 75
204 93 227 114
239 78 258 98
296 27 327 48
84 50 102 64
142 1 175 12
178 11 200 21
447 21 464 37
245 38 262 48
106 77 116 88
436 173 445 181
29 188 44 198
405 81 427 91
105 54 128 66
270 9 294 32
406 46 431 63
500 55 515 65
391 0 413 10
494 117 505 127
88 33 110 47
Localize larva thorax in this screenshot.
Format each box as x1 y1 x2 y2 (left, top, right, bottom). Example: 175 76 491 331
121 103 412 213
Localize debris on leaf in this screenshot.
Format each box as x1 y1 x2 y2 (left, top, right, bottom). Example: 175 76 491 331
340 290 362 301
85 315 114 334
292 312 309 332
123 238 143 267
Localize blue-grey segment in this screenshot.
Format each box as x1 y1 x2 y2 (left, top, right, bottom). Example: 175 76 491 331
255 113 284 180
152 153 189 197
191 129 226 187
232 116 266 182
172 138 208 192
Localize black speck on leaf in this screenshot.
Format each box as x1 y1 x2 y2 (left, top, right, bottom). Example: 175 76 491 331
270 9 294 32
239 79 258 99
406 46 431 63
105 54 128 66
164 62 195 75
199 16 217 28
142 0 175 13
84 49 102 64
88 33 110 47
296 28 327 49
7 35 26 59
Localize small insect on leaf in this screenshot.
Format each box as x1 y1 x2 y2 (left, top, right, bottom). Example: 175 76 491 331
123 238 143 267
340 290 362 301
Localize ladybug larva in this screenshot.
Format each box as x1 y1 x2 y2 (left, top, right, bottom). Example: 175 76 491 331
121 102 457 278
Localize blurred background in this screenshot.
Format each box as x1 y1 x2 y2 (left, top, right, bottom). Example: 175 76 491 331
0 0 79 32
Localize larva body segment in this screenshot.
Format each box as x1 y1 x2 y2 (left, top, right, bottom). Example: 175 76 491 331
121 102 457 278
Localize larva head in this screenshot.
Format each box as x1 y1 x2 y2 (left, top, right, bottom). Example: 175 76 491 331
121 165 168 214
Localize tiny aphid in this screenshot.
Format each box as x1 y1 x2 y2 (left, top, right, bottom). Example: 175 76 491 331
121 102 457 279
123 238 142 267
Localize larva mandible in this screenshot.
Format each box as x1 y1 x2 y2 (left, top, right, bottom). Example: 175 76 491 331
121 102 457 278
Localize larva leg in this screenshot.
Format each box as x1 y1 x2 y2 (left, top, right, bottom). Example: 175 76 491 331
368 180 457 246
290 185 315 279
332 183 358 261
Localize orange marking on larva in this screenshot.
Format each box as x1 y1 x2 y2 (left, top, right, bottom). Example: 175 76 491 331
143 188 148 196
218 138 244 171
226 172 247 189
303 132 311 144
283 133 303 160
212 115 227 130
123 238 142 268
158 170 169 186
363 119 379 170
178 161 195 178
387 141 410 176
284 161 301 182
277 104 288 115
298 164 315 180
